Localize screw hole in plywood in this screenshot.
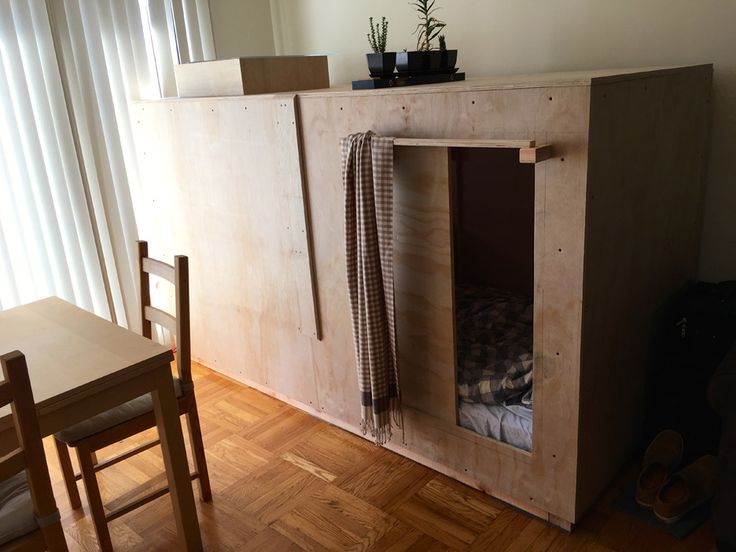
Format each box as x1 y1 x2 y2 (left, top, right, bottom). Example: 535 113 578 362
548 96 553 101
561 157 565 162
471 100 475 105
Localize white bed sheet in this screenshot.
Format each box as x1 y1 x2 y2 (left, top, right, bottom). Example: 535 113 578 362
458 401 533 452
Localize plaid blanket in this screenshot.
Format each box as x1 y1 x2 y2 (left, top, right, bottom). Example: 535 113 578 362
341 131 401 445
456 284 534 407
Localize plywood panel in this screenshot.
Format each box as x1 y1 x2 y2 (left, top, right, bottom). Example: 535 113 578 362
174 56 330 97
394 146 455 424
131 95 319 407
296 84 592 524
575 65 713 518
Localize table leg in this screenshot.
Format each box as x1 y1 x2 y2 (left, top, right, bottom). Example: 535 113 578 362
151 365 202 550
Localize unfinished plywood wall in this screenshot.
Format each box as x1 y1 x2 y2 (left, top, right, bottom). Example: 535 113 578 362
576 66 713 514
131 95 320 407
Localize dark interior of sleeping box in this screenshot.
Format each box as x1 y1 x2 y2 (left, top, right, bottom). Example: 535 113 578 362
450 148 535 451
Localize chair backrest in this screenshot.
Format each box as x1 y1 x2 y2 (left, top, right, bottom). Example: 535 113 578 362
0 351 66 551
137 240 191 385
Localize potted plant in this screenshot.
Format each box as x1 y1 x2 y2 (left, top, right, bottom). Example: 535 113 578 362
397 0 446 74
366 17 395 78
438 35 457 71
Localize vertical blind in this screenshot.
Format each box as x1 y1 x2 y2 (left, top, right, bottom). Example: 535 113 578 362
0 0 213 329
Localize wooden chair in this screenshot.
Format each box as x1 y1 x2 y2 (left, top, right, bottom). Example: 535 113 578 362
0 351 67 551
53 241 211 551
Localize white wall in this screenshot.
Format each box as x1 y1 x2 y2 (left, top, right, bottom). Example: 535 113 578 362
209 0 275 58
216 0 736 281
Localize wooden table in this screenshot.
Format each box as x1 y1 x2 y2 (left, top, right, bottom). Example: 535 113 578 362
0 297 202 550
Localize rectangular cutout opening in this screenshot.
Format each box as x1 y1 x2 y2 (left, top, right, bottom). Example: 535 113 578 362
451 148 535 451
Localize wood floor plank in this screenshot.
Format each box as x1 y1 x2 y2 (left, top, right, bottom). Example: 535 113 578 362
392 475 501 548
368 520 450 551
469 508 532 550
46 362 715 551
527 524 560 552
224 459 328 524
281 451 338 482
286 424 376 480
500 517 548 551
272 484 399 552
336 447 435 512
209 433 274 474
236 527 303 551
241 407 323 454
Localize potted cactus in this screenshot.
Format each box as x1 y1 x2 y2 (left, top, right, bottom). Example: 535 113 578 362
366 17 395 78
397 0 446 74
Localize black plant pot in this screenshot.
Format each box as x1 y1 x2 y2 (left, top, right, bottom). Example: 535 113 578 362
441 49 458 71
428 51 442 72
396 51 431 74
366 52 396 78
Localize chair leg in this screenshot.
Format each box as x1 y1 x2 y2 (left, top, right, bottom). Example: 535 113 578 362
54 438 82 510
76 444 113 552
186 402 212 502
41 516 69 552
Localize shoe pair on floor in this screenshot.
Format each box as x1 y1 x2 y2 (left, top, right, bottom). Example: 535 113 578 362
635 430 718 524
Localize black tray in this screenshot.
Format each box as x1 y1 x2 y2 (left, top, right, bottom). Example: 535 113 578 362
352 71 465 90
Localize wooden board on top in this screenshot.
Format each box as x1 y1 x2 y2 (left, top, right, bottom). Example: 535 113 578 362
174 56 330 97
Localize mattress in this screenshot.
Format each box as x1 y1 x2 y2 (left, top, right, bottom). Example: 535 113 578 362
458 401 533 452
456 284 534 407
455 284 534 450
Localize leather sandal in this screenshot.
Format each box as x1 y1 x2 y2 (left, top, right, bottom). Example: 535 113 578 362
654 454 718 524
636 430 684 507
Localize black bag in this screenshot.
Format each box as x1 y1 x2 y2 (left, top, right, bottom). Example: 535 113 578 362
645 281 736 462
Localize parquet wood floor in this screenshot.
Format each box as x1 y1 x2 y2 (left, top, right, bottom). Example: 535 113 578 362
45 363 715 551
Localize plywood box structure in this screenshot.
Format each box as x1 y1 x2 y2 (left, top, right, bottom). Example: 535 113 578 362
131 65 712 528
174 56 330 97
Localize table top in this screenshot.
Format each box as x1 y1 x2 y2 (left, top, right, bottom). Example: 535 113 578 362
0 297 173 422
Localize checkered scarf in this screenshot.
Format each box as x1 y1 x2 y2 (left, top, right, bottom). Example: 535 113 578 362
341 131 402 445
